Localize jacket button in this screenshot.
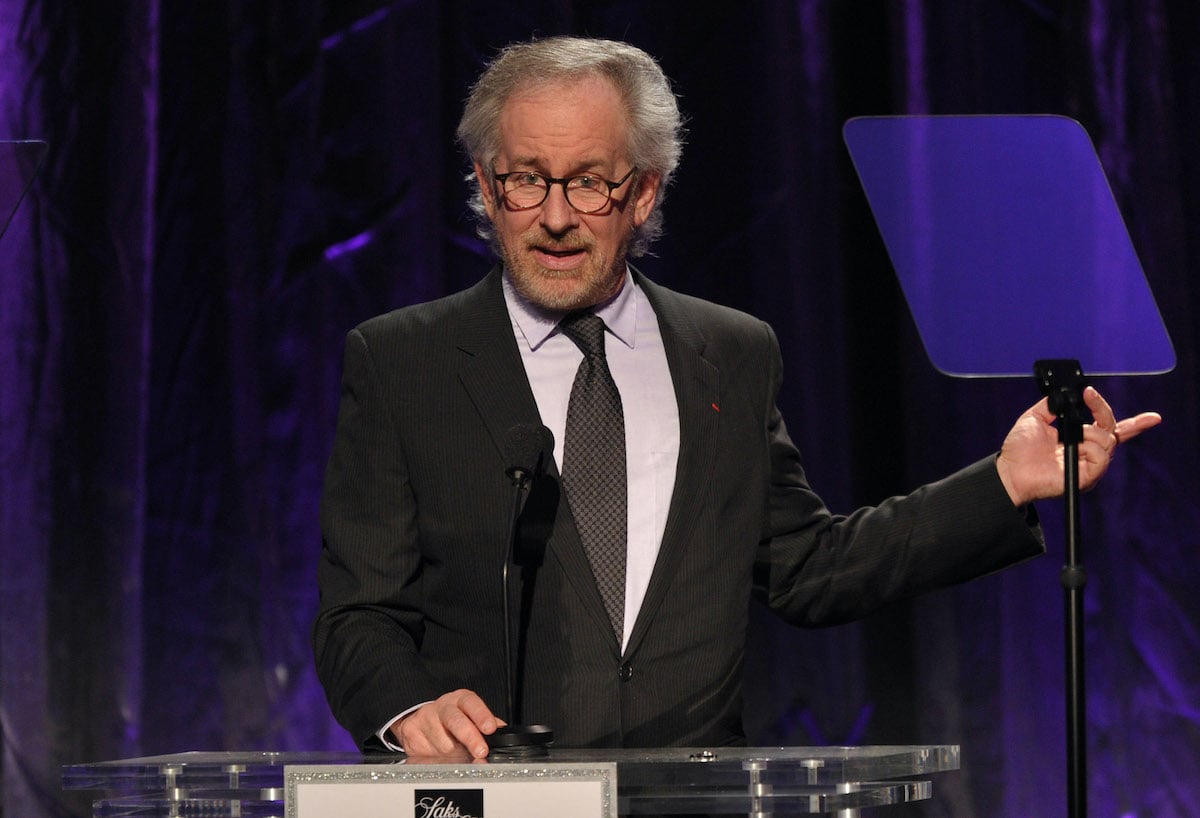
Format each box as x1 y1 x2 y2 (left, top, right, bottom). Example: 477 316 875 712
619 662 633 682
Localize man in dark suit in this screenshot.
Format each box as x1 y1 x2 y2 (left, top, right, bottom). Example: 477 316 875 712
312 36 1158 758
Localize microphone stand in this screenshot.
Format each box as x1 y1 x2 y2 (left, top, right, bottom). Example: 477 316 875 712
1036 359 1089 818
486 461 553 757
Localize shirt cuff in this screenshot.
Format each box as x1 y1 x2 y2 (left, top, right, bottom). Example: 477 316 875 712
375 701 432 752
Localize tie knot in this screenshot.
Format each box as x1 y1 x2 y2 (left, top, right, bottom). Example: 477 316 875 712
559 311 608 360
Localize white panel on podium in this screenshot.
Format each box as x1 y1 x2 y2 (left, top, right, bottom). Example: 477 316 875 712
286 762 617 818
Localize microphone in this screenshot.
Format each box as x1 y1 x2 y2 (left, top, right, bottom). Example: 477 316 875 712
501 422 554 488
487 423 555 756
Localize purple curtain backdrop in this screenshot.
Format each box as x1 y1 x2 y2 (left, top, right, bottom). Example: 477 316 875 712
2 2 1197 816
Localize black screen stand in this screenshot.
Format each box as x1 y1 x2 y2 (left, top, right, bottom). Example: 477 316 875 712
845 115 1174 818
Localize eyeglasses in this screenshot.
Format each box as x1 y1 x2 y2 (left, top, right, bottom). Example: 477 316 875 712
492 166 638 213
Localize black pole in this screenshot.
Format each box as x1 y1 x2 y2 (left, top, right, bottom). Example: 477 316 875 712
501 480 525 724
1035 359 1089 818
1062 439 1086 818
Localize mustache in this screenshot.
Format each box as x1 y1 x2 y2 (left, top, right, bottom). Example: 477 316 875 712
522 230 592 252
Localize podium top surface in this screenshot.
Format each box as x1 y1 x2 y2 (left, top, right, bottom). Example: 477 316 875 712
64 747 959 815
64 745 959 788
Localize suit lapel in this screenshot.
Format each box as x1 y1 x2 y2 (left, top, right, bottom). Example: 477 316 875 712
625 273 721 657
453 269 543 445
456 268 619 651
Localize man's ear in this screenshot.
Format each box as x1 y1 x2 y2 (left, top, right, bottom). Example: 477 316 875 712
630 170 661 228
474 162 497 220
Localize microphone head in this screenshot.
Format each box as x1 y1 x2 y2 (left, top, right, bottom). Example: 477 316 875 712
502 423 554 481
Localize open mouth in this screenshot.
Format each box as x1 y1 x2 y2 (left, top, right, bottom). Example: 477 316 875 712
533 245 587 269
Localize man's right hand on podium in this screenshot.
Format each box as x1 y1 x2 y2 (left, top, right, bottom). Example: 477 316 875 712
390 689 504 759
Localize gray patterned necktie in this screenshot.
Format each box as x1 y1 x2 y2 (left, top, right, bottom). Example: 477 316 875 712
559 311 627 641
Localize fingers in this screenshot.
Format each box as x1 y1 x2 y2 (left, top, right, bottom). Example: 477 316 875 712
1082 386 1117 432
394 690 500 759
1083 387 1162 443
1080 422 1118 458
1077 427 1114 491
1073 388 1161 491
1113 411 1163 445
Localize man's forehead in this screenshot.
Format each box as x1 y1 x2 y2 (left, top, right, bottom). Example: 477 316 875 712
494 75 631 168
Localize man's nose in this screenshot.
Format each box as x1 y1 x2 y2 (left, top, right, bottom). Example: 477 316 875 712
539 183 579 233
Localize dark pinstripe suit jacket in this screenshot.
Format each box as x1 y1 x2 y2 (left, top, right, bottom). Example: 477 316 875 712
313 266 1043 751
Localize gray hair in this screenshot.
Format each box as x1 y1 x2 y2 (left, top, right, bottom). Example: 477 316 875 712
456 36 684 257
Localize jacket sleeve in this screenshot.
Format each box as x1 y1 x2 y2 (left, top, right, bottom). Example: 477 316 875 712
752 325 1044 626
312 328 441 750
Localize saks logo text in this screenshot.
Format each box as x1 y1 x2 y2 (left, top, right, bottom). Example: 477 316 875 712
414 788 484 818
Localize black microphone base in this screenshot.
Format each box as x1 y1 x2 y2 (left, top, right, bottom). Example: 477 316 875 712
485 724 554 757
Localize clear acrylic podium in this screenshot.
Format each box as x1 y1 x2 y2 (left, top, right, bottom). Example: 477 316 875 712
64 745 958 816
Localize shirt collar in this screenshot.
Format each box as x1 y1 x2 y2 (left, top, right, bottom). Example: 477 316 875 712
502 267 638 352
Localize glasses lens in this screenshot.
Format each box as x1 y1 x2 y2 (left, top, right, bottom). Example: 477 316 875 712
566 177 611 213
502 173 549 207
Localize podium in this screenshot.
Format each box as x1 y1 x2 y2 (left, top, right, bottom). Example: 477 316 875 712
64 745 958 816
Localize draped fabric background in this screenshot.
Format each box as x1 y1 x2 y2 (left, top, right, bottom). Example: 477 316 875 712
2 2 1197 816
